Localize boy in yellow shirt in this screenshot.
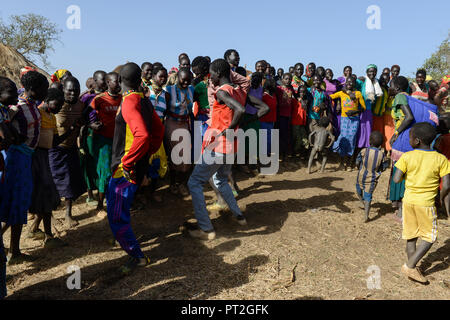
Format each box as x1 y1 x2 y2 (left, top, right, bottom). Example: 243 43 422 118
393 122 450 283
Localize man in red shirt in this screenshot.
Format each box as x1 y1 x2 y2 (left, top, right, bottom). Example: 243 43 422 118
187 59 269 240
90 72 122 213
107 63 164 275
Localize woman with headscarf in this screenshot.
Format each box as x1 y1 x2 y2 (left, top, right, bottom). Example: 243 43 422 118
50 69 72 83
356 64 383 151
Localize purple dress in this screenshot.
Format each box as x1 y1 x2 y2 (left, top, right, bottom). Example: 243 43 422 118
324 79 341 136
245 87 263 115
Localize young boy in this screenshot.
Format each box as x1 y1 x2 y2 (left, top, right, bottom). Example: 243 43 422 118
308 117 335 174
80 70 107 206
276 73 296 164
187 59 268 240
393 122 450 283
89 72 122 215
355 131 389 222
108 62 164 275
49 77 87 228
292 85 310 161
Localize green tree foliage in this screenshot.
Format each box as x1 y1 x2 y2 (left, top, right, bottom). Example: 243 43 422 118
422 32 449 81
0 13 62 68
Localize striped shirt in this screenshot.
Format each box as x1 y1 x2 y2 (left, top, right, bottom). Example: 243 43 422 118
8 95 41 149
166 85 194 121
148 86 168 120
356 147 388 191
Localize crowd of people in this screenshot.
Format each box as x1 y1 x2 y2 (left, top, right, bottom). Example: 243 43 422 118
0 48 449 299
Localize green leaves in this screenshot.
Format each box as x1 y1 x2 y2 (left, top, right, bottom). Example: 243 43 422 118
0 13 62 69
422 32 449 81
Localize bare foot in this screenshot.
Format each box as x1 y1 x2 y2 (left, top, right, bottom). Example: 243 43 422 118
96 210 108 221
364 213 369 223
65 217 79 228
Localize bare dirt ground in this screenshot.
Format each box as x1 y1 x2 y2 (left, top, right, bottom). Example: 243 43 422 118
4 158 450 300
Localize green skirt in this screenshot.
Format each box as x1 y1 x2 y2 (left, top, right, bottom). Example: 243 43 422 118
93 134 112 193
80 127 98 191
243 114 260 160
389 166 405 201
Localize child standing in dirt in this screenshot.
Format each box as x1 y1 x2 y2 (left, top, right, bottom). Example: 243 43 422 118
393 122 450 284
355 131 390 222
0 76 21 299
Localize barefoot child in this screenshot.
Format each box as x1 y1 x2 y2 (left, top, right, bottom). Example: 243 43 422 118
145 65 169 203
165 68 194 196
291 85 309 161
308 117 335 174
29 88 77 247
393 122 450 283
331 77 366 170
89 72 122 215
0 71 48 264
108 63 164 275
0 76 20 298
49 77 87 228
355 131 389 222
276 73 296 163
261 78 278 157
80 70 107 206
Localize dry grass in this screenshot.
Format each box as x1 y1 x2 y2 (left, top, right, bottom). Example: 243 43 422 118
3 160 450 300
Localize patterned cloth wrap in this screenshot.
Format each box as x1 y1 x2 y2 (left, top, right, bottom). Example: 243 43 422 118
391 96 438 161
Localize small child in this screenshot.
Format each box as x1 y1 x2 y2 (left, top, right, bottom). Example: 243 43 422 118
276 73 295 163
394 122 450 283
260 78 278 156
355 131 389 222
291 85 309 161
307 117 334 173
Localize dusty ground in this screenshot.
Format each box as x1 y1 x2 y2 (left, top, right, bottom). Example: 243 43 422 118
3 158 450 300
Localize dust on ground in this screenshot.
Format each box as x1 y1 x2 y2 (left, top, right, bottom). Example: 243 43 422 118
4 159 450 300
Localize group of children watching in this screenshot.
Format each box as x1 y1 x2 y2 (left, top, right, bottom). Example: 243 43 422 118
0 49 449 299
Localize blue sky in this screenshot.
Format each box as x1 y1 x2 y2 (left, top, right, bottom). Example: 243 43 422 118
1 0 449 89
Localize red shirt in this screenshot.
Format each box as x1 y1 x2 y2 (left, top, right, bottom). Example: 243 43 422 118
111 92 164 184
90 92 122 138
291 99 307 125
276 86 296 117
203 84 247 154
260 93 277 123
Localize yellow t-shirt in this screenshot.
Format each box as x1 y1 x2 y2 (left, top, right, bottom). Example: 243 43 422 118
395 149 450 206
38 107 57 149
329 91 365 118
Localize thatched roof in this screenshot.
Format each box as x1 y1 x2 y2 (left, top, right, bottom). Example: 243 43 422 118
0 43 50 86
